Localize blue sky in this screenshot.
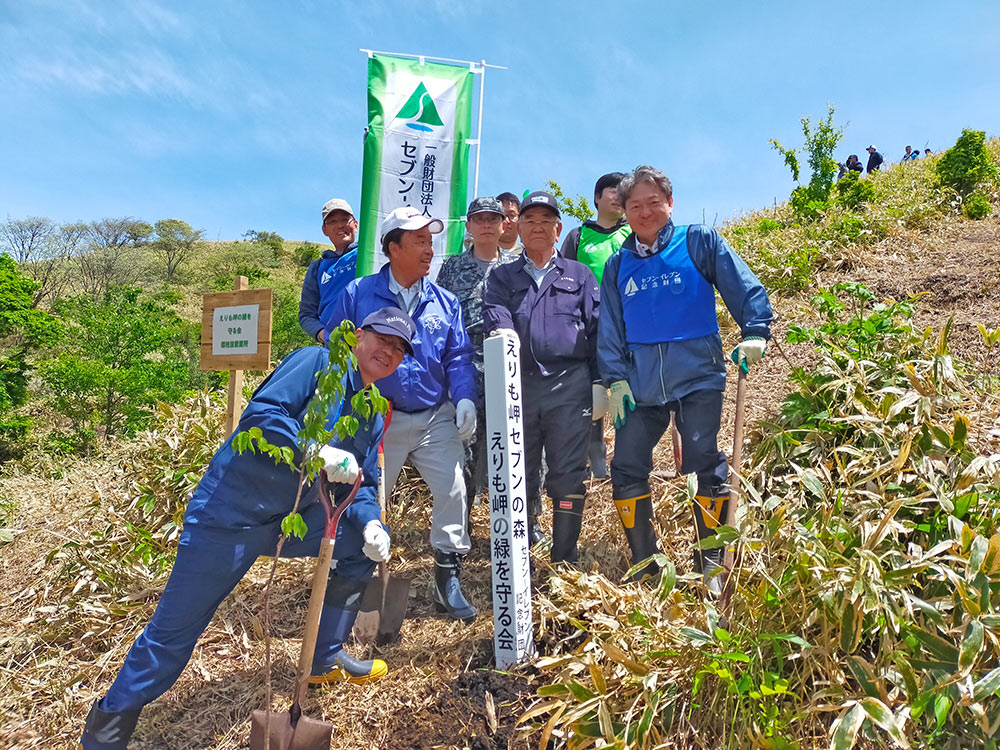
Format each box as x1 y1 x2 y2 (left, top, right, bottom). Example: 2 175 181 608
1 0 998 243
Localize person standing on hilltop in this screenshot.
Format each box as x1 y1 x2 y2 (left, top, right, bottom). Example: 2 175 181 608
299 198 359 344
865 145 884 174
560 172 630 479
598 165 773 594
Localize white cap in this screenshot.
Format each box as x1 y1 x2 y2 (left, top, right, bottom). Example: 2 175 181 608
321 198 355 221
379 206 445 243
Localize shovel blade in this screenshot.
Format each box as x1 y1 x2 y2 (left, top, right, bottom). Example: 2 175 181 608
250 710 332 750
352 575 386 645
376 575 411 646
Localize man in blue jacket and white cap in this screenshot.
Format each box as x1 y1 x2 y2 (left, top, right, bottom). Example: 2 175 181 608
299 198 360 344
81 307 416 750
324 206 480 622
598 165 772 594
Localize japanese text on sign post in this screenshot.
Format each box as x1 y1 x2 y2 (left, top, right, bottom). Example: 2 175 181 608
484 331 534 669
211 304 259 355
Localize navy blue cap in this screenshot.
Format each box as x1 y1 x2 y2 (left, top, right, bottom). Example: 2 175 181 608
360 307 416 356
519 190 560 218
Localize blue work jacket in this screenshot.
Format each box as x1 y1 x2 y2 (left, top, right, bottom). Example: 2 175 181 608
483 253 601 381
184 347 382 533
323 264 478 413
598 221 773 404
299 244 358 341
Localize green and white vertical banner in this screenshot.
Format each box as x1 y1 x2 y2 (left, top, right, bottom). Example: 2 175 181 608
358 54 473 279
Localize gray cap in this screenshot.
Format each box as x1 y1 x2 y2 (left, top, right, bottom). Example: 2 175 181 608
360 306 416 356
519 190 561 218
321 198 355 221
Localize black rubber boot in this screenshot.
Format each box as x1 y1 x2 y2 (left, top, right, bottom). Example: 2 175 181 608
551 494 585 563
528 492 548 546
693 489 731 598
80 701 141 750
310 574 387 685
612 481 660 581
433 549 477 623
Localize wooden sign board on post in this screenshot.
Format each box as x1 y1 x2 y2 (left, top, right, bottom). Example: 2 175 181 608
200 276 273 434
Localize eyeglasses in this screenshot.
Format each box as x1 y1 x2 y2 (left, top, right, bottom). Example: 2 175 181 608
374 333 407 356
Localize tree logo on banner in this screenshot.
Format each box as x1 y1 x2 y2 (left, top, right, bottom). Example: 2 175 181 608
396 81 444 132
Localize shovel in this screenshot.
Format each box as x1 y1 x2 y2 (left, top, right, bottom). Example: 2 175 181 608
719 368 747 612
354 406 411 646
249 471 363 750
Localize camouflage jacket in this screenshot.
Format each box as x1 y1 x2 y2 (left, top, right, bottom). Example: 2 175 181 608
437 246 518 374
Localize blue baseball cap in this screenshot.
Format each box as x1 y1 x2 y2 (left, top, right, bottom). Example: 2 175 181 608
360 307 416 356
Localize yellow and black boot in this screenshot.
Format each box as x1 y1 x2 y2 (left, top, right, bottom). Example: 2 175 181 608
693 489 730 598
613 481 660 581
551 493 585 563
309 574 387 685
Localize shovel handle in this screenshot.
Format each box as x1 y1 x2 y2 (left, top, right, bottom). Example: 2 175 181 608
291 470 363 714
720 369 747 610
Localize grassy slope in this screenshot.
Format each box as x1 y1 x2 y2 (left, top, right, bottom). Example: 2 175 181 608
1 147 999 749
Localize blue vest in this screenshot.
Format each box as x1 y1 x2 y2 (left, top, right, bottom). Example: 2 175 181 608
617 225 718 345
317 248 358 325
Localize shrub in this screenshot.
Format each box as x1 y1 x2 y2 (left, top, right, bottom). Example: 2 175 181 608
270 281 313 359
770 105 843 221
41 286 189 443
834 170 875 210
963 191 993 220
294 242 324 268
937 128 998 198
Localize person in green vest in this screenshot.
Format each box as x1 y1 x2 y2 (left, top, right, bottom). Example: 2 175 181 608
560 172 629 478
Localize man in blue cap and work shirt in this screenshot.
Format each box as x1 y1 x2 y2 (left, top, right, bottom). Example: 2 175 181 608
80 308 416 750
484 191 604 564
598 165 772 593
299 198 359 344
324 205 480 622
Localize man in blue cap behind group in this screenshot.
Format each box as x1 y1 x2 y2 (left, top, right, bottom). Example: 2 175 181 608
81 307 417 749
299 198 360 343
324 206 480 622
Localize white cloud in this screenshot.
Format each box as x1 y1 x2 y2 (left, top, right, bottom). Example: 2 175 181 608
14 49 197 99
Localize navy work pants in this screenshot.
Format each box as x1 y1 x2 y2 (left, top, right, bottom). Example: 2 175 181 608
101 499 374 713
522 363 592 503
611 389 728 494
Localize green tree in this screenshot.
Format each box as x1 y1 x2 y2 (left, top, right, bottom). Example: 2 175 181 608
152 218 204 282
77 217 154 299
0 255 61 459
41 286 188 444
243 229 285 262
770 105 843 219
936 128 998 198
546 180 595 223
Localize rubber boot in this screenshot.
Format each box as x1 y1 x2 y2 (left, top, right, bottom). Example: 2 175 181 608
309 573 387 686
528 492 548 546
80 701 140 750
551 494 585 563
433 549 477 623
693 489 731 598
612 481 660 581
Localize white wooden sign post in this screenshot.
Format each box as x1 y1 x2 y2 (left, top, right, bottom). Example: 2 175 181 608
200 276 273 435
484 331 534 669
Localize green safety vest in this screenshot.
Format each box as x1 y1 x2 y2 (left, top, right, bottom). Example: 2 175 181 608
577 223 631 285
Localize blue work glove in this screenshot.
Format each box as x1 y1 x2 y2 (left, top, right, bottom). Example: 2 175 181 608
609 380 636 430
730 337 767 374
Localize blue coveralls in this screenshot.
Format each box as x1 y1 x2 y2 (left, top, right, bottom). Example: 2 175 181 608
100 347 383 713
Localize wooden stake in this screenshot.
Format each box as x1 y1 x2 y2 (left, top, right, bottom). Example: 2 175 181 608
720 369 747 611
225 276 248 435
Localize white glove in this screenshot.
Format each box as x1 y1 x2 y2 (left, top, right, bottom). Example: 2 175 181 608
592 384 609 420
362 520 390 562
730 337 767 373
493 327 520 344
455 398 477 441
318 445 359 484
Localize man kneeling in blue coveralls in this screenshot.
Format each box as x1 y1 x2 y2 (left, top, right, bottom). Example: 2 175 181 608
81 307 417 750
